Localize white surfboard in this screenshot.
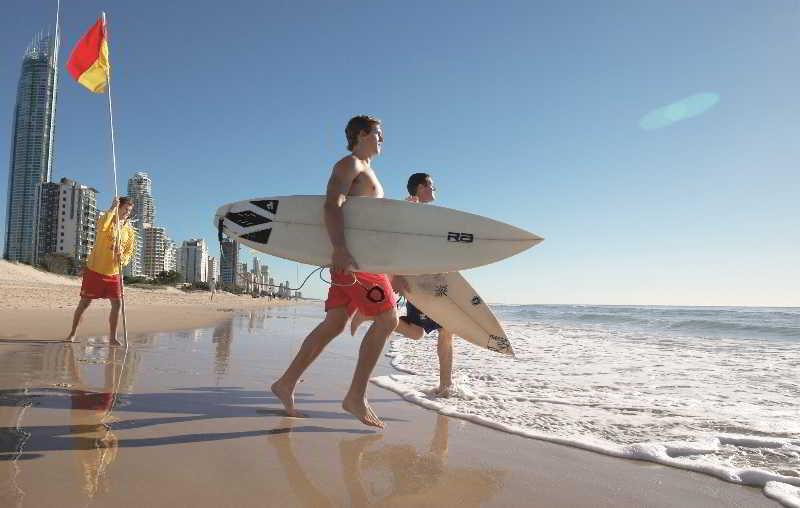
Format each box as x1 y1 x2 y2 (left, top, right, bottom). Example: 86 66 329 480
403 272 514 356
214 195 542 275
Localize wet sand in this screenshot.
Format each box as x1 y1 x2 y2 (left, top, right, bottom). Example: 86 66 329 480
0 304 777 507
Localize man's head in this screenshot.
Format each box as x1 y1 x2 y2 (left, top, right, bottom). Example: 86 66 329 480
407 173 436 203
119 196 134 220
345 115 383 156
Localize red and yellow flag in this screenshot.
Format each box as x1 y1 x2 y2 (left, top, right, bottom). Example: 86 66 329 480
66 18 110 93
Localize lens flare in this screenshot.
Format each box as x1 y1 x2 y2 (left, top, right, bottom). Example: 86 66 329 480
639 93 720 130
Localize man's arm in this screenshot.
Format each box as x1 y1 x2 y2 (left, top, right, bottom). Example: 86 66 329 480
120 227 136 267
97 197 120 233
324 158 360 273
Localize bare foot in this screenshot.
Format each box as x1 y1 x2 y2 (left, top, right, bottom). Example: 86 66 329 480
109 338 122 347
66 335 77 342
342 394 384 429
349 310 368 336
433 385 453 398
271 381 304 417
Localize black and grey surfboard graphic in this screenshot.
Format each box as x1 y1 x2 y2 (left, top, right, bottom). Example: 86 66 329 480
487 334 512 354
241 228 272 244
223 199 279 245
226 210 272 228
251 199 279 214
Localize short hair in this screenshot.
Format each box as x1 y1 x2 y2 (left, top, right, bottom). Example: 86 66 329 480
407 173 431 196
345 115 381 151
119 196 134 206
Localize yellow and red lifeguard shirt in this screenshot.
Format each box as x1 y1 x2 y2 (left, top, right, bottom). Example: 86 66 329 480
85 210 135 276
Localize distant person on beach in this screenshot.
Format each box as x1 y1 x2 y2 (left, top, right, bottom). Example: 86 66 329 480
209 277 217 301
66 196 136 345
271 115 398 428
350 173 455 396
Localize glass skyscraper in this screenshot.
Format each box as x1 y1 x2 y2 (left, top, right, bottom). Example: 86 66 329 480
4 31 59 264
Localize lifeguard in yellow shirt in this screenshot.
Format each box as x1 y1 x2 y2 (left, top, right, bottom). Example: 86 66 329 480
66 196 136 344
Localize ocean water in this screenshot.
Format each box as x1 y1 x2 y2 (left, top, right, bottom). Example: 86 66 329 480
372 305 800 507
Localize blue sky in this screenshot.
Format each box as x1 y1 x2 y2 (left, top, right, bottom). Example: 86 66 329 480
2 1 798 306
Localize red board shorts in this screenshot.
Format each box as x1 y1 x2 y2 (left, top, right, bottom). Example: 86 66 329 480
71 390 114 411
325 271 396 317
80 268 122 300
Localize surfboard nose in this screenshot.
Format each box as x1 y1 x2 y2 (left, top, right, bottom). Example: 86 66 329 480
213 204 229 227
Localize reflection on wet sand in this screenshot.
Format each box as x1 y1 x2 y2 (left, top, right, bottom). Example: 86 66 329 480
246 310 267 333
269 418 334 508
212 319 234 382
0 342 135 505
67 345 125 498
271 415 504 507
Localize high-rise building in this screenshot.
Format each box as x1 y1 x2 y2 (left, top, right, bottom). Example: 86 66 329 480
164 239 177 272
126 172 154 226
207 256 219 282
142 226 175 278
4 31 60 264
260 265 270 281
220 239 239 289
177 238 208 284
124 172 154 277
37 178 97 270
252 257 261 275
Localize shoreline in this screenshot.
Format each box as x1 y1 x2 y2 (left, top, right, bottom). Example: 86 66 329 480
0 299 779 506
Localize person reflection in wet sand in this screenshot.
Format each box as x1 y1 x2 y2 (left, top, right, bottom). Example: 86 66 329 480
66 344 124 499
270 414 503 506
342 415 503 506
268 418 332 508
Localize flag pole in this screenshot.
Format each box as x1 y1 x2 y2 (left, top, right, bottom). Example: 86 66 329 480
101 11 128 346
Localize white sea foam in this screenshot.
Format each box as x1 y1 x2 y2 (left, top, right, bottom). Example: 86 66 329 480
372 305 800 506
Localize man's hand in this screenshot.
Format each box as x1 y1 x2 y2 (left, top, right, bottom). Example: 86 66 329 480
405 196 419 203
332 247 358 274
392 275 409 295
112 243 123 263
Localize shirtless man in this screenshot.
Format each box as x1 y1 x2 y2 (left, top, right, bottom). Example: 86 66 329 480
270 115 399 428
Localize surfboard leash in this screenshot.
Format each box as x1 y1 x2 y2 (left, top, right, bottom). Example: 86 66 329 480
217 217 387 302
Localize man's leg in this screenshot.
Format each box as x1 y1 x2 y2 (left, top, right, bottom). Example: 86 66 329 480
397 319 425 340
342 307 398 428
271 307 350 417
350 310 424 340
109 299 121 346
66 298 93 342
436 329 454 395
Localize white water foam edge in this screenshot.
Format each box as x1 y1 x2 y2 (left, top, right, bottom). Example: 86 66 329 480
371 342 800 507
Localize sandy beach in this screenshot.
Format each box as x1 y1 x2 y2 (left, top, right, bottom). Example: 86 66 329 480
0 299 778 507
0 260 296 341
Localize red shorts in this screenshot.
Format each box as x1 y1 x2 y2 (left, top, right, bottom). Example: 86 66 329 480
325 271 396 317
80 269 122 300
71 390 114 411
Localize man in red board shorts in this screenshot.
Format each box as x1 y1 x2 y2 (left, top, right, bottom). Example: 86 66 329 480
271 115 399 428
66 196 136 345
